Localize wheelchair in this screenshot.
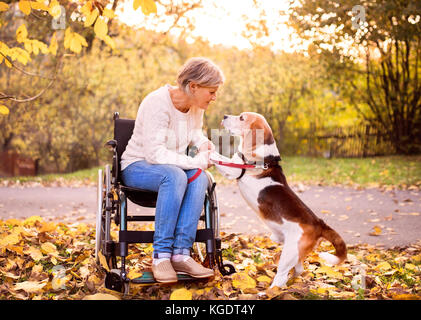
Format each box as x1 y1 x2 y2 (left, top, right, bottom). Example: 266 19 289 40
95 112 235 293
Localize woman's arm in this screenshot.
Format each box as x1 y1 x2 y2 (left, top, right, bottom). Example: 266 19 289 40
140 102 210 170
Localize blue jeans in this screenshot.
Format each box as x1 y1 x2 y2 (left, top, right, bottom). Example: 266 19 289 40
121 160 208 259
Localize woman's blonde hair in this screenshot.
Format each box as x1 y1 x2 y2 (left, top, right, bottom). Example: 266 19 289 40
177 57 225 94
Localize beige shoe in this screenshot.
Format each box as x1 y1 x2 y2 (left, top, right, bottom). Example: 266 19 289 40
152 259 178 283
172 257 214 278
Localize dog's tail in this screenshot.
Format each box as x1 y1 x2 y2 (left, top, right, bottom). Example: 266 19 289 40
318 221 347 265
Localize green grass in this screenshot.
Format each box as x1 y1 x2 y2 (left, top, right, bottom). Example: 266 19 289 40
1 155 420 189
280 155 421 188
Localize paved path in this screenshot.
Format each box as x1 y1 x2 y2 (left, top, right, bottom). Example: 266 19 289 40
1 184 420 248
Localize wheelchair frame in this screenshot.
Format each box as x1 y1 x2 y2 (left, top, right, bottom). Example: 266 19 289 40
95 112 235 293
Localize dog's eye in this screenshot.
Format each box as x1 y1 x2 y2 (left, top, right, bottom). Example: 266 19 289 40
239 115 244 121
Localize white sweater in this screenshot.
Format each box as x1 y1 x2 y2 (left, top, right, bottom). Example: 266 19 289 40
121 84 210 171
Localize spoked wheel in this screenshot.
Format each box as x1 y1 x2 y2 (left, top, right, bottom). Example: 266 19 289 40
95 165 116 269
204 171 236 276
95 168 104 263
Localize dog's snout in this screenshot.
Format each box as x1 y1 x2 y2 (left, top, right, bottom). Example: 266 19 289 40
224 115 228 119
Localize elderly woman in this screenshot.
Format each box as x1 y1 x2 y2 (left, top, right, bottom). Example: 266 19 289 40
120 57 224 283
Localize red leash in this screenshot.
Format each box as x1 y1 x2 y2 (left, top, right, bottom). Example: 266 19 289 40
187 168 203 184
210 160 257 169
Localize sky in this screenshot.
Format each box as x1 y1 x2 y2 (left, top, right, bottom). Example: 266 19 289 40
116 0 305 53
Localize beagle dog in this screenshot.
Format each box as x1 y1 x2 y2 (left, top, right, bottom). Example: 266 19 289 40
211 112 347 288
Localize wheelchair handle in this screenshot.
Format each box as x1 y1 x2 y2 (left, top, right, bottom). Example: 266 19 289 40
105 139 117 150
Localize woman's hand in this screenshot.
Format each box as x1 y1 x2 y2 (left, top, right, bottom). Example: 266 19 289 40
196 150 214 169
198 141 215 153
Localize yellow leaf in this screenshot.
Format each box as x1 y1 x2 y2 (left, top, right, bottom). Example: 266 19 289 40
24 40 32 54
103 35 115 50
98 251 110 272
5 218 21 226
16 24 28 43
256 275 272 283
23 215 43 226
127 268 143 280
39 221 57 233
84 7 99 27
0 105 9 115
94 18 108 39
40 242 58 255
4 46 27 65
30 1 48 11
315 265 343 279
6 245 24 255
49 32 58 55
232 272 257 290
70 35 82 54
49 0 61 17
316 287 329 295
133 0 141 10
133 0 157 15
24 247 44 261
64 28 72 49
83 293 120 300
80 1 92 16
374 261 392 272
14 280 47 293
73 33 88 48
170 288 193 300
103 8 115 19
369 225 382 236
0 233 20 247
18 0 31 15
0 2 9 12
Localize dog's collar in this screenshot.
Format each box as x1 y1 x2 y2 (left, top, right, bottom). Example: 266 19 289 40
236 152 281 180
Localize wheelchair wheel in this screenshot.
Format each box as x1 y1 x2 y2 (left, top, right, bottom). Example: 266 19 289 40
95 164 115 269
95 168 104 263
192 172 218 265
105 269 130 294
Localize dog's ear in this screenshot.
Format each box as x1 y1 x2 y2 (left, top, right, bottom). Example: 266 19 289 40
249 118 275 146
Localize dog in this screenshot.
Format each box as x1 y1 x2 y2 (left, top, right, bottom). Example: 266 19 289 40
210 112 347 288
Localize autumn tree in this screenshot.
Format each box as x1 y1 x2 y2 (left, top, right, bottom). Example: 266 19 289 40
287 0 421 154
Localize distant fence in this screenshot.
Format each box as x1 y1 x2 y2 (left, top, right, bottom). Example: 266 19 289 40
299 124 395 158
0 151 39 177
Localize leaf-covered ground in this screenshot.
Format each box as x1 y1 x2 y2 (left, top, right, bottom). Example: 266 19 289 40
1 217 420 300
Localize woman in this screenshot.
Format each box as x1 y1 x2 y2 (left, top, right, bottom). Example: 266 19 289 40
120 57 224 283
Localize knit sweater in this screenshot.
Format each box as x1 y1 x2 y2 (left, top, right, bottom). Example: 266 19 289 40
120 84 210 171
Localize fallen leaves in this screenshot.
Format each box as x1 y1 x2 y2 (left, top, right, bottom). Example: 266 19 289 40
0 217 420 300
369 225 383 236
170 288 193 300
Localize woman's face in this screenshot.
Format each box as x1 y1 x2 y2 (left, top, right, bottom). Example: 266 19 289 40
190 83 219 110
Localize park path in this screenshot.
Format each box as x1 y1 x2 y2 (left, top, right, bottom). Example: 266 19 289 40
1 184 420 248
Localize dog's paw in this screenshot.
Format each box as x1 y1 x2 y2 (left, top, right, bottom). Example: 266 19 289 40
270 275 288 288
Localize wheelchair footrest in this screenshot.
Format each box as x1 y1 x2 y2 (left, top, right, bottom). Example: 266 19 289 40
130 271 208 284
